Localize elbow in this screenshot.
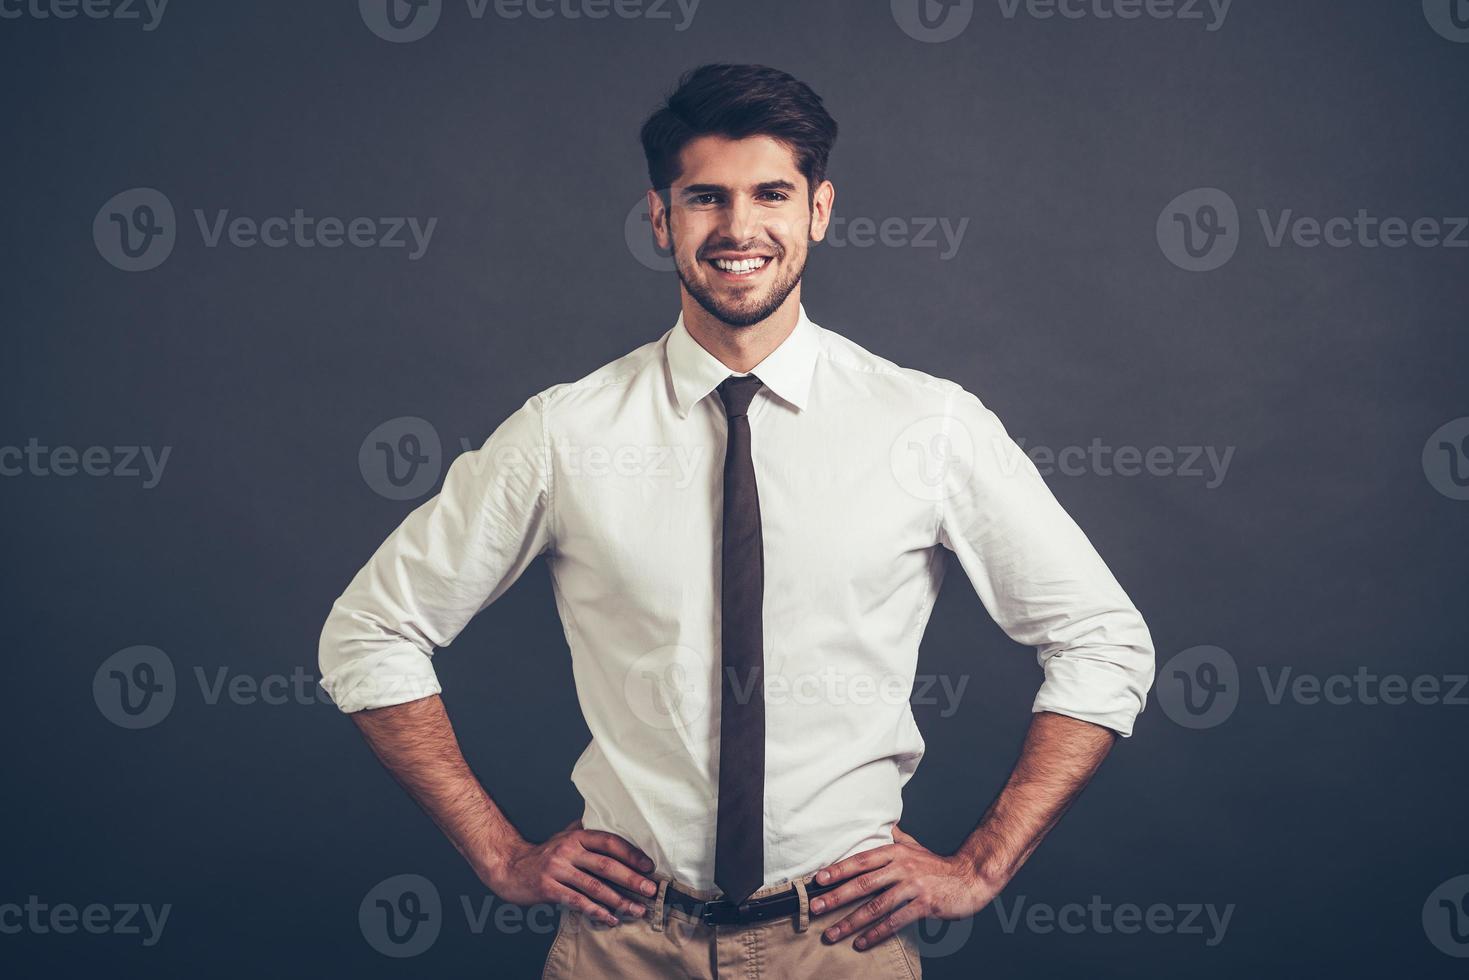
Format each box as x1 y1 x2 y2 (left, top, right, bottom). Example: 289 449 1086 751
316 602 443 714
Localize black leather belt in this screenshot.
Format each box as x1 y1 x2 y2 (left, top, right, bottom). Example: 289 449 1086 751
664 877 843 927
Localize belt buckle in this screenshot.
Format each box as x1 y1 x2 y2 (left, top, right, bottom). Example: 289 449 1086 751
698 898 736 927
700 891 785 927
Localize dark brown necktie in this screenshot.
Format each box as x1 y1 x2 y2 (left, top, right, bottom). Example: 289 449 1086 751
714 374 766 907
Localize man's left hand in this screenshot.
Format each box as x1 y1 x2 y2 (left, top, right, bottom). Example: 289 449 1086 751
808 824 1006 951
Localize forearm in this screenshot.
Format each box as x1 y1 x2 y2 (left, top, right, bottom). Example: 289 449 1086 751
350 694 524 882
955 710 1117 885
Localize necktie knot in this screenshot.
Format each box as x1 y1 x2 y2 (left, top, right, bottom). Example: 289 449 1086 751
717 374 764 419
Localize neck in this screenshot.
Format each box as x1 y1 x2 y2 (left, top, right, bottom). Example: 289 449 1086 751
680 290 802 374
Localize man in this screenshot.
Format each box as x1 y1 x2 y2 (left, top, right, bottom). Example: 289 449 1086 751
319 63 1155 978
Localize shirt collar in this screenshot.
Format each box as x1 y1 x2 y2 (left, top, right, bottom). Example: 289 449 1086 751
665 303 821 419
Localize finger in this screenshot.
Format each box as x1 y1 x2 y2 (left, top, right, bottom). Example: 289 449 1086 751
809 866 900 916
891 824 918 845
821 882 910 944
579 830 656 874
572 844 659 899
548 883 622 927
814 844 895 886
854 897 924 951
565 868 648 921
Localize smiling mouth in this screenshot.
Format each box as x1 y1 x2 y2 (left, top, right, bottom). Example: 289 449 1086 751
706 255 771 279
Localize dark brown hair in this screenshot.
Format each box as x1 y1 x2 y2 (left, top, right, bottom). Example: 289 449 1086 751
639 63 839 203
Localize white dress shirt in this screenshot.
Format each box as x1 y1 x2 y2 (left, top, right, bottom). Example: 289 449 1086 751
319 303 1155 893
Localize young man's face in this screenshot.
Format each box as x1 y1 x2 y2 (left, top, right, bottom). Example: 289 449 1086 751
649 134 833 328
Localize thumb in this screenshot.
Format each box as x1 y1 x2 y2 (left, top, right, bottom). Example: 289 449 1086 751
564 817 584 833
892 823 918 845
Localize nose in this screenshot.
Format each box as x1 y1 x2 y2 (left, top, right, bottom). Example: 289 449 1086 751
719 194 760 247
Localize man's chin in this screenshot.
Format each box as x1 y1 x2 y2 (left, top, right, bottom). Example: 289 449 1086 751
703 297 775 328
681 274 800 329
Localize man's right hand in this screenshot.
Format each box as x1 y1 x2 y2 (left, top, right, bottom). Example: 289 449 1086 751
485 819 660 926
345 699 657 927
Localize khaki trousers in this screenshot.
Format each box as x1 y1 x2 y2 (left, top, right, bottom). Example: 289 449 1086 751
540 869 923 979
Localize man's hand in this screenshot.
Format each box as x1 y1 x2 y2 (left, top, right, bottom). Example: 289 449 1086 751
347 697 662 929
808 824 1006 951
811 712 1118 952
487 818 661 927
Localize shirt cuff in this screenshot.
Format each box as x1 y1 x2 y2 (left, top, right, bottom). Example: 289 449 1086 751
319 643 443 714
1031 653 1149 738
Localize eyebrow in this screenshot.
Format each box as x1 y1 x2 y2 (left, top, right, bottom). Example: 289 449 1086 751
680 180 799 196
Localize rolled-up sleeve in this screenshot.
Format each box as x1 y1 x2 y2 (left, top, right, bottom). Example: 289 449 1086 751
935 386 1155 737
318 393 553 713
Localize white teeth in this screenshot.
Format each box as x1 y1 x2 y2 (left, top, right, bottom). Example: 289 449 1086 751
712 257 768 273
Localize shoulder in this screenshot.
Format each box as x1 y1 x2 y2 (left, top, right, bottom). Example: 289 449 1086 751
521 332 667 413
812 318 985 411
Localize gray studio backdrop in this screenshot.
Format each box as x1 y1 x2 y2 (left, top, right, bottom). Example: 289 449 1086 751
2 1 1467 977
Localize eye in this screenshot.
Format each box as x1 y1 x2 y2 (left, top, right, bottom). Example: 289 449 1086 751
760 192 789 202
690 193 721 206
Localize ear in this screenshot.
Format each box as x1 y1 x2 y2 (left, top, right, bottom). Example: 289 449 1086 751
809 178 835 243
647 188 672 251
